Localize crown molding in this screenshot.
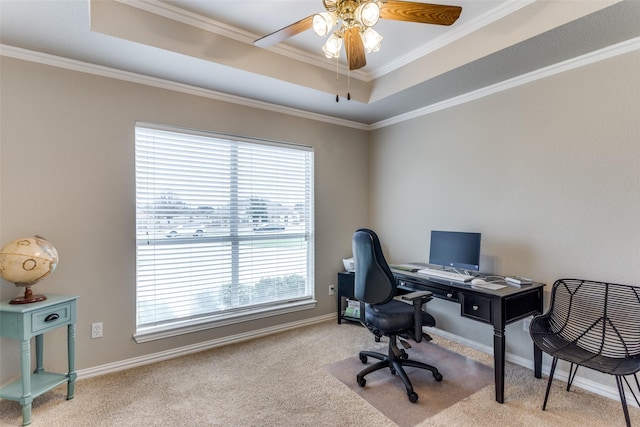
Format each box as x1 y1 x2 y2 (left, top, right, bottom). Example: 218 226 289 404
370 0 536 79
116 0 535 83
3 37 638 132
115 0 368 80
116 0 250 43
371 37 640 130
0 44 369 130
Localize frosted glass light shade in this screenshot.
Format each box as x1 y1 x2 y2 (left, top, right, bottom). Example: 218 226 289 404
361 27 382 53
313 12 336 37
356 2 380 27
323 33 343 58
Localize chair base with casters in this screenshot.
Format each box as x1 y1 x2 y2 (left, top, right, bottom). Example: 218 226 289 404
357 319 443 403
530 278 640 427
356 293 443 403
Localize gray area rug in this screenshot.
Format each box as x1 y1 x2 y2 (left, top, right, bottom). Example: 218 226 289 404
325 340 493 427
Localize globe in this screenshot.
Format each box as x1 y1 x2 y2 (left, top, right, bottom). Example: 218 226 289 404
0 235 59 304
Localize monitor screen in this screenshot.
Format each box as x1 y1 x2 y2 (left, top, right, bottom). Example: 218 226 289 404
428 230 481 271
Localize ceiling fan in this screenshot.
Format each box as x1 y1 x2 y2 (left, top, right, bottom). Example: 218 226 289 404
254 0 462 71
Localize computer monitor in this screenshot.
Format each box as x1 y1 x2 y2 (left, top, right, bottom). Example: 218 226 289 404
428 230 481 271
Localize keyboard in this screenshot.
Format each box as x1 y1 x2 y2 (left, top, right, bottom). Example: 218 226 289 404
416 268 474 283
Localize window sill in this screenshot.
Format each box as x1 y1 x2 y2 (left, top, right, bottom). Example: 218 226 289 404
134 299 317 343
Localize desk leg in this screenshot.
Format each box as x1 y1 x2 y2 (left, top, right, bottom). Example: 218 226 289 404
67 323 77 400
34 334 44 374
19 339 33 426
493 328 505 404
534 342 542 378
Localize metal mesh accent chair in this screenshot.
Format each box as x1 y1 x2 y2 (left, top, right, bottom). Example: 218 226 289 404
529 278 640 427
352 228 442 403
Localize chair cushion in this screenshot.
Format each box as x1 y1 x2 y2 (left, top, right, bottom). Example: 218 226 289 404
365 299 435 334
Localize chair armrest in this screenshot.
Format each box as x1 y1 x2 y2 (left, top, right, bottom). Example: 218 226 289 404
528 314 552 341
401 291 433 343
400 291 433 303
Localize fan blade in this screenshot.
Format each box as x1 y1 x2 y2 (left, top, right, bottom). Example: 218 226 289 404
345 26 366 70
380 1 462 26
254 15 314 48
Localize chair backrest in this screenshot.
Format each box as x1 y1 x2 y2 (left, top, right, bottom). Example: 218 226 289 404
548 278 640 359
352 228 396 305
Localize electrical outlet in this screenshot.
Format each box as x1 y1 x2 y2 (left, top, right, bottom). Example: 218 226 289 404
329 285 335 296
522 317 531 332
91 322 103 339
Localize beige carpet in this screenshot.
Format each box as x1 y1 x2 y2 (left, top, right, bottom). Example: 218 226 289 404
1 320 639 426
325 341 493 426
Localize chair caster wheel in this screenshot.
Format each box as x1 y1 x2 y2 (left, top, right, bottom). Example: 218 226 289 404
357 377 366 387
408 392 419 403
390 368 396 375
401 350 409 359
359 354 368 364
433 372 443 381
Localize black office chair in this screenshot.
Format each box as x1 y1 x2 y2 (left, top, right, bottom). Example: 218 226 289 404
530 278 640 427
352 228 443 403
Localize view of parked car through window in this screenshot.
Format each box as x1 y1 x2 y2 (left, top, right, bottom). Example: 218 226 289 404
135 125 314 334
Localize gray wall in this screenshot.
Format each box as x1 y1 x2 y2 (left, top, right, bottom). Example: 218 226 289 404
0 57 369 382
369 50 640 384
1 47 639 391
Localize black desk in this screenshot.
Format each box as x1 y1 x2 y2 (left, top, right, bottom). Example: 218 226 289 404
337 270 545 403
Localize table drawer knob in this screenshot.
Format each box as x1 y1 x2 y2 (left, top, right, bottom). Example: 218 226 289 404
472 305 479 311
45 313 60 322
447 293 453 298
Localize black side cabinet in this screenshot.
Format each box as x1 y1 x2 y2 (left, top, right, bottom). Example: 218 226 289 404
337 271 358 324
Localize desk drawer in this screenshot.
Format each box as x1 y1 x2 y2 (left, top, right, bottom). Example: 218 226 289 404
461 294 492 323
397 279 459 302
32 303 71 334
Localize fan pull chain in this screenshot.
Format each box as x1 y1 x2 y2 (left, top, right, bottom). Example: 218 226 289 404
335 56 340 102
334 57 351 102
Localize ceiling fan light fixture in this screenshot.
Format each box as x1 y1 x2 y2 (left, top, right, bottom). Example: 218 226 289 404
361 27 382 53
355 1 380 28
254 1 463 72
323 0 338 11
322 32 343 58
312 12 336 37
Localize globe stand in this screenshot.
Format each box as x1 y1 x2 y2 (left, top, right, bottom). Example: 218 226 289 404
10 286 47 305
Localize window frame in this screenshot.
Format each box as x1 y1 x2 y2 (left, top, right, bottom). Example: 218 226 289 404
133 123 316 343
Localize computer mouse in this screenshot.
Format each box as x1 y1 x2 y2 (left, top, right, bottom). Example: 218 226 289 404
471 278 487 286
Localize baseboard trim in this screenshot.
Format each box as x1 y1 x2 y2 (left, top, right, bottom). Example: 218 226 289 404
77 313 334 380
426 327 636 408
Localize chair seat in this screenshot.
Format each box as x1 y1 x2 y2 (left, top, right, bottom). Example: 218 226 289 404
365 299 436 334
532 331 640 376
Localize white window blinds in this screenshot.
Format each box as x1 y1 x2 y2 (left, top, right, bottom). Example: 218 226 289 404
135 124 314 337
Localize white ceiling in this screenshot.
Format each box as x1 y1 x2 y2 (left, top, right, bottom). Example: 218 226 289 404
1 0 639 127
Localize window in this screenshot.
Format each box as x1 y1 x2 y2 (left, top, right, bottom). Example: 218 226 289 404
134 124 315 341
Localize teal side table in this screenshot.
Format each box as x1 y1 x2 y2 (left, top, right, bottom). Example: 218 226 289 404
0 294 77 426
